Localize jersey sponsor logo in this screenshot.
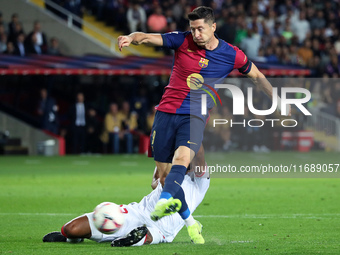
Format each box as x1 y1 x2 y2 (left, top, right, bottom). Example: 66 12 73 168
187 73 203 90
186 73 222 107
198 57 209 68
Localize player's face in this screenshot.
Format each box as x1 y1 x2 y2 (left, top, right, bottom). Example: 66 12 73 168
189 19 216 47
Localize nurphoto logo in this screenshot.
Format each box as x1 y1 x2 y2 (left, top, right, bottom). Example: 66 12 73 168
200 84 311 128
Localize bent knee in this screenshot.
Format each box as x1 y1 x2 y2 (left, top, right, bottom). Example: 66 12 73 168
172 154 191 167
173 146 194 166
63 220 82 238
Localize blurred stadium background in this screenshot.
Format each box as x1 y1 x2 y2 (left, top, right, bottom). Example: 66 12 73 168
1 1 340 254
0 0 339 155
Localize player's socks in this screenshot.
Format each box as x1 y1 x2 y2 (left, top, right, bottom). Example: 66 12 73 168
151 165 187 221
187 220 205 244
174 185 191 220
184 215 196 227
161 165 187 198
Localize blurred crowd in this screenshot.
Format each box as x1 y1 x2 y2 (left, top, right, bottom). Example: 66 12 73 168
0 12 63 56
2 1 340 76
77 0 340 77
1 0 340 154
32 74 340 154
35 83 157 154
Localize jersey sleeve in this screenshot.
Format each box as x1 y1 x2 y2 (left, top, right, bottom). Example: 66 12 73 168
233 46 252 74
161 31 189 50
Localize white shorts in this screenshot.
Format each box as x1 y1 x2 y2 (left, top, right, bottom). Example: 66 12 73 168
85 174 210 244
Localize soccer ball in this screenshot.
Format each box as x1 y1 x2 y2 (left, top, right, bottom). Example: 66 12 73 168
93 202 125 234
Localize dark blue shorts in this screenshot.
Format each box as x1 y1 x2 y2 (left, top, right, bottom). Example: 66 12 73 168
150 111 205 163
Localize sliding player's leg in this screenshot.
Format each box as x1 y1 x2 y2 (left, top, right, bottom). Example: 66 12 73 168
42 215 89 243
43 214 156 246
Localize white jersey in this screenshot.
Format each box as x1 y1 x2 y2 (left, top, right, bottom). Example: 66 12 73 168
87 173 210 244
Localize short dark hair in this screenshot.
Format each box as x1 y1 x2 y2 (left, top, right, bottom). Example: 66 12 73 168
188 6 215 24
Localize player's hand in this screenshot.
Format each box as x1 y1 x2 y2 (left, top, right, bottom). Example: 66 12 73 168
118 35 132 51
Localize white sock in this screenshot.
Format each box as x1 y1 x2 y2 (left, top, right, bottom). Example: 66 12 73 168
184 215 196 227
158 198 168 203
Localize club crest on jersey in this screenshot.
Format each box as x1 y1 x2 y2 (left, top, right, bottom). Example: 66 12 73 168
199 58 209 68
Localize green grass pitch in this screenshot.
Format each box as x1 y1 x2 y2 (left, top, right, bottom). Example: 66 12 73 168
0 152 339 254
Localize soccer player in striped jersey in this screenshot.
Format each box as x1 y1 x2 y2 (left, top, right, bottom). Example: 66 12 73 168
118 6 291 244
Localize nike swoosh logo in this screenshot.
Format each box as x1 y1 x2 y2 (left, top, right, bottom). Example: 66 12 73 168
174 181 181 186
187 141 197 145
187 49 195 52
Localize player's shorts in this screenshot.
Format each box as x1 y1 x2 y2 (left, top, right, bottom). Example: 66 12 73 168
150 111 205 163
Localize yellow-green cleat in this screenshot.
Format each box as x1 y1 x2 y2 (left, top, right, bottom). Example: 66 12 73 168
150 198 182 221
187 220 205 244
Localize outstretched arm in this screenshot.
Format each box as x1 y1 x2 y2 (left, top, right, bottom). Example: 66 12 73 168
246 63 291 116
118 32 163 51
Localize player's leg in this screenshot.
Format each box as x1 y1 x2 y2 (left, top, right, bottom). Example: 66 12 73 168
148 111 181 218
152 145 206 243
149 160 183 220
149 112 204 240
154 114 200 204
151 116 206 244
158 145 194 209
186 145 209 244
165 118 206 244
172 145 205 244
191 144 207 176
155 161 172 187
156 147 208 244
43 216 89 242
157 115 203 207
62 216 91 239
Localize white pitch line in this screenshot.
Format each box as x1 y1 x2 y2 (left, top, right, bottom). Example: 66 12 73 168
0 212 78 216
72 161 89 165
194 213 340 219
25 160 41 164
249 154 271 161
119 162 138 166
230 240 253 243
0 213 339 218
293 154 312 160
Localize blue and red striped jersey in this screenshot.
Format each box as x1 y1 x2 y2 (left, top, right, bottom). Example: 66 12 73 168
157 31 252 120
